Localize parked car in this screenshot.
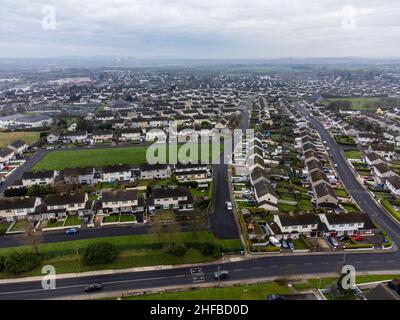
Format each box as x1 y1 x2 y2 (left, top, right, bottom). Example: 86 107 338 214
243 194 254 200
267 294 287 300
269 236 282 248
388 279 400 294
327 237 339 248
281 239 289 249
287 240 295 251
352 235 365 242
214 270 230 280
65 228 78 235
338 235 349 242
84 283 103 292
226 202 233 211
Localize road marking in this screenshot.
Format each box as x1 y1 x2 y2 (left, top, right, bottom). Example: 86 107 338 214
369 261 379 263
304 263 313 266
233 268 244 272
354 261 363 264
269 265 279 268
321 262 329 265
387 260 396 263
252 267 262 270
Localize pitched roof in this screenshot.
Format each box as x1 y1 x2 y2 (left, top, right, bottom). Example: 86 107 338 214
0 197 37 210
278 214 319 227
101 190 138 202
45 193 86 206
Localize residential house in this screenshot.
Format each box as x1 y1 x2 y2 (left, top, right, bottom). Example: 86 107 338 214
45 192 89 218
21 170 57 187
385 175 400 197
147 187 194 212
0 197 41 222
101 164 133 183
140 164 171 180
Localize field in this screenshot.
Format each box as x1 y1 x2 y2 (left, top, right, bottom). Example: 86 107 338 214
0 131 40 148
33 143 223 171
345 149 362 160
325 97 382 111
0 232 243 279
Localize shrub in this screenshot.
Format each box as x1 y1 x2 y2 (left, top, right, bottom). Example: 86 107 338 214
83 241 119 266
4 252 42 274
4 187 27 198
168 243 187 257
199 243 222 258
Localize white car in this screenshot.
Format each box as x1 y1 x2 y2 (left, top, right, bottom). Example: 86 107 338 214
326 147 330 151
269 236 282 248
226 202 233 211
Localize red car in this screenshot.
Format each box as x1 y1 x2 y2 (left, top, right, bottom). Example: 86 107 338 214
353 235 365 242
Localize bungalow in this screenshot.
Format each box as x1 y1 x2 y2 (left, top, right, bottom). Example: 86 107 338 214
250 167 270 186
0 197 41 222
318 212 377 237
8 140 28 155
175 170 210 182
147 187 194 212
373 163 396 183
101 164 133 183
310 170 330 187
385 175 400 197
369 145 396 162
254 180 279 211
364 152 385 167
21 170 57 187
0 147 15 167
140 164 171 180
314 183 339 207
45 192 89 218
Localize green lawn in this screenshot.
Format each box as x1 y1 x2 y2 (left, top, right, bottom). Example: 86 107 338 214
33 143 223 170
120 214 136 222
125 282 291 300
46 220 65 228
0 232 242 279
64 215 82 227
334 188 348 198
10 220 28 232
325 97 383 111
103 215 120 223
345 150 362 160
382 199 400 222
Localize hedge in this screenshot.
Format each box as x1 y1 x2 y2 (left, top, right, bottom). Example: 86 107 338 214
83 241 119 266
4 252 42 274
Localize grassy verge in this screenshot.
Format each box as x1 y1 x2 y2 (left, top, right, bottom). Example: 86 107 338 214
381 199 400 222
124 282 291 300
0 232 242 279
0 131 40 148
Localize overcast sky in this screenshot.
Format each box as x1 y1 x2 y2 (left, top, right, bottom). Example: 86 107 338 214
0 0 399 59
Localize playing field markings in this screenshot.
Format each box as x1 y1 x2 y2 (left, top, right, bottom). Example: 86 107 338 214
190 267 205 283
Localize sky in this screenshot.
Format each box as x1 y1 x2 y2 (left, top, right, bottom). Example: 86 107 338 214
0 0 399 59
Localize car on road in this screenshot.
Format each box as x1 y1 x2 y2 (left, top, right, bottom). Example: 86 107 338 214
226 202 233 211
269 236 282 248
352 235 365 242
65 228 78 235
334 163 338 168
327 237 339 248
326 147 330 151
323 141 327 144
84 283 103 292
214 270 230 280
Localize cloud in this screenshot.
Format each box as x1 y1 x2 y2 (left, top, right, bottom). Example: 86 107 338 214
0 0 399 58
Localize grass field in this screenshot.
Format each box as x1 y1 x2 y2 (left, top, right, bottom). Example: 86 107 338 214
0 232 242 279
345 150 362 160
125 282 291 300
325 97 382 111
33 143 223 171
0 131 40 148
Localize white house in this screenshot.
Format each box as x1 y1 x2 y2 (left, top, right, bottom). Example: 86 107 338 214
0 197 41 222
386 175 400 197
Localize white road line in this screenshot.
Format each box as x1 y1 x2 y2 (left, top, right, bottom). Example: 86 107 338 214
270 265 279 268
321 262 329 265
0 275 184 296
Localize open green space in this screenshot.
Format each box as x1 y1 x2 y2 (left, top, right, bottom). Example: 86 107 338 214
33 143 223 171
0 232 242 279
0 131 40 148
381 199 400 222
64 215 82 227
345 149 362 160
325 97 385 111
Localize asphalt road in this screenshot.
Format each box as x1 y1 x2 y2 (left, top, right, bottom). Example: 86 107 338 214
298 104 400 245
1 249 399 300
208 104 250 239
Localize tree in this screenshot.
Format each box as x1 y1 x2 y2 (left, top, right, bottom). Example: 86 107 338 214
0 256 5 272
83 241 119 266
4 252 42 274
25 222 42 255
